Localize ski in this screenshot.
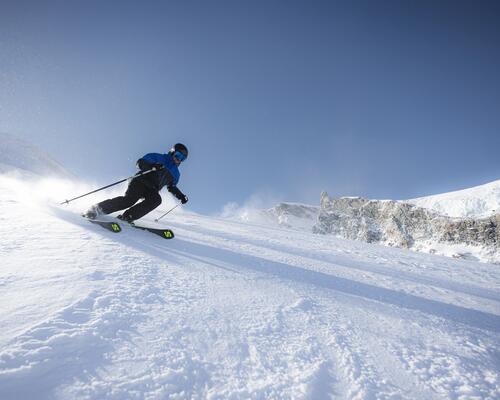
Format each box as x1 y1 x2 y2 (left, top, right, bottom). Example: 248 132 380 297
85 218 122 233
82 215 174 239
128 222 175 239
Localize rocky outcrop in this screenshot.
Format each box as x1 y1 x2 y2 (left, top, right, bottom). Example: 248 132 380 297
439 215 499 248
313 192 499 264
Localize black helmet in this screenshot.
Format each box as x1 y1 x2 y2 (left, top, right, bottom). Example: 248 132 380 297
171 143 188 161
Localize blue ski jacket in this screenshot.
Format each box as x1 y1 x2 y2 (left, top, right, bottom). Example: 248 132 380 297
136 152 180 191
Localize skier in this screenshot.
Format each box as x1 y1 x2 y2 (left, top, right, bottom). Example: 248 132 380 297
84 143 189 222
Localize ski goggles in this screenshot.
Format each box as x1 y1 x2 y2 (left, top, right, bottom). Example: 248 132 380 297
173 150 187 162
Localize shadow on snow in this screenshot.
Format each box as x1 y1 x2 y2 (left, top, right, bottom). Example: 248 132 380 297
128 234 500 334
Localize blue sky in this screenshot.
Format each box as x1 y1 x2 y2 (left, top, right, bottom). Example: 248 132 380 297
1 0 499 214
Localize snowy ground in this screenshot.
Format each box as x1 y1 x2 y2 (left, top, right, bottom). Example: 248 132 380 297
1 174 499 399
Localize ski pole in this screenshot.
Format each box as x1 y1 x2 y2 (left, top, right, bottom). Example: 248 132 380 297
155 203 181 223
60 168 159 205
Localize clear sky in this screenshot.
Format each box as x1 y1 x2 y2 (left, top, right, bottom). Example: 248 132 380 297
1 0 499 214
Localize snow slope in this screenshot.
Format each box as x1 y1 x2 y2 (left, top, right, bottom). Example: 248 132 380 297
408 180 500 218
1 171 499 399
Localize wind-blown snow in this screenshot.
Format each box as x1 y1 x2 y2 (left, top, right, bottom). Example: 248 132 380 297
222 201 319 232
0 132 71 178
1 171 499 399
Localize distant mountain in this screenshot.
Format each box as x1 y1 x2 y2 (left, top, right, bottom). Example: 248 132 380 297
242 181 499 264
0 132 71 178
314 193 499 264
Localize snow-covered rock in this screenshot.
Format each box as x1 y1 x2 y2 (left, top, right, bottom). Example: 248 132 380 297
238 180 500 264
314 192 499 264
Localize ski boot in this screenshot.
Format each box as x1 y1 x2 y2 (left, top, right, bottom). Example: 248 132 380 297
117 213 135 224
83 206 103 220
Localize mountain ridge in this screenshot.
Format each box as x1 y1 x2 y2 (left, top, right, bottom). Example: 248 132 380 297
240 180 500 264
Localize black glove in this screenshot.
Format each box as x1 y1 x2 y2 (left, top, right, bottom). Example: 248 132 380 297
169 186 188 204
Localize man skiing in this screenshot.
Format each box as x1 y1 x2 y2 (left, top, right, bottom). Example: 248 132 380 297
85 143 189 222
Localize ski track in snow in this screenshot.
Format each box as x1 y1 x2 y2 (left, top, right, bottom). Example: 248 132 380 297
1 176 499 399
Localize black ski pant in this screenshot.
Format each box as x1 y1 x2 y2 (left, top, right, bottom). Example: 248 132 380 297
97 177 161 220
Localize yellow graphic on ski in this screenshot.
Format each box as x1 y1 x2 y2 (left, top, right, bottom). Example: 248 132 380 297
129 223 175 239
85 218 122 233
